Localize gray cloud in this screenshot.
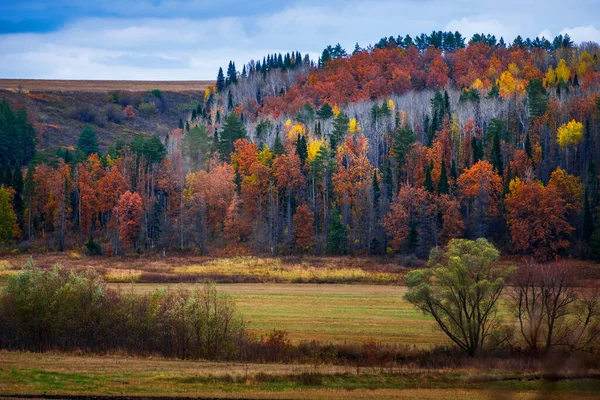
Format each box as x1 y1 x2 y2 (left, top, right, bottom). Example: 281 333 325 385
0 0 599 80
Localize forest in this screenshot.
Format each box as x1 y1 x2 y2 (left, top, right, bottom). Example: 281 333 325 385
0 30 600 262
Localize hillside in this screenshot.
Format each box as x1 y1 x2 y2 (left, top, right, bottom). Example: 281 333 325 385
0 79 214 152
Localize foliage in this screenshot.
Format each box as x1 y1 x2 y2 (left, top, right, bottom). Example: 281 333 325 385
557 120 584 150
404 238 512 356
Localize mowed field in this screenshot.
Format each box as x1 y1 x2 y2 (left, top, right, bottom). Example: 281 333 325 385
116 283 446 346
0 79 214 93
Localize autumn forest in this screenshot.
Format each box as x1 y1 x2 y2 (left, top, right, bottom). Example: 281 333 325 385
0 31 599 263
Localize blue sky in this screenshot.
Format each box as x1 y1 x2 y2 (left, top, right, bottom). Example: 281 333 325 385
0 0 599 80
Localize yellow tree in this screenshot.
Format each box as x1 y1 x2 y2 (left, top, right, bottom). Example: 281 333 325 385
555 59 570 84
557 120 583 169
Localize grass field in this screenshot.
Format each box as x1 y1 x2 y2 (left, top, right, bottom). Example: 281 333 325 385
114 283 446 346
0 352 598 399
0 79 214 93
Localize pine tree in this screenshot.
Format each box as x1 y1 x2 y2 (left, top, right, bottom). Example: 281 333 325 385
0 187 17 244
392 125 416 183
216 67 225 92
327 205 346 254
438 159 449 194
423 160 434 193
491 131 503 176
372 171 380 220
317 103 334 119
296 135 308 165
219 113 247 160
272 132 285 156
525 132 532 160
228 90 234 110
331 113 349 149
78 125 99 156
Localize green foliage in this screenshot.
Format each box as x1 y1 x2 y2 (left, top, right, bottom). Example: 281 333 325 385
138 102 158 117
330 113 349 149
526 79 548 117
0 186 17 244
437 159 449 194
423 160 434 193
220 113 247 160
130 135 166 164
272 132 285 156
327 205 346 255
316 103 334 119
255 119 272 147
296 102 315 124
183 125 210 171
84 237 102 256
392 125 416 182
77 125 99 157
404 238 513 356
491 131 503 176
296 135 308 165
0 100 37 167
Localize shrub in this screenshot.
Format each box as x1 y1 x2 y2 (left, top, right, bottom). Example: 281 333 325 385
104 104 123 124
138 101 158 117
71 105 97 123
84 237 102 256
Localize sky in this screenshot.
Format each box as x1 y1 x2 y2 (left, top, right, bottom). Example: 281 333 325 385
0 0 599 80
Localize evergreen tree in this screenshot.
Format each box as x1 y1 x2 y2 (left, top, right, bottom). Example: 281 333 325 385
590 224 600 262
472 137 483 163
219 113 247 160
77 125 99 157
525 132 532 160
392 125 416 183
438 159 449 194
296 135 308 165
216 67 225 92
372 171 380 220
491 131 503 176
4 166 12 189
178 118 184 130
272 132 285 156
331 113 349 149
327 205 346 254
228 90 234 110
423 160 434 193
317 103 334 119
450 159 458 181
226 61 238 85
526 78 548 117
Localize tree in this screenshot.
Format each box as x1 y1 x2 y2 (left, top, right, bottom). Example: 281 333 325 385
117 191 143 249
327 204 346 254
505 178 574 261
220 113 247 160
293 203 314 251
123 105 135 119
317 103 334 119
0 187 18 244
216 67 225 92
526 79 548 117
404 238 512 356
557 120 583 150
437 159 449 194
77 125 99 157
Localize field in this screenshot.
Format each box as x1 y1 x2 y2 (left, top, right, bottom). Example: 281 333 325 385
116 283 445 346
1 254 599 399
0 79 214 93
1 352 599 399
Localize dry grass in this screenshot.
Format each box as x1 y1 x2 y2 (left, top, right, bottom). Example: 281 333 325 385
0 254 406 285
0 351 597 399
0 79 215 93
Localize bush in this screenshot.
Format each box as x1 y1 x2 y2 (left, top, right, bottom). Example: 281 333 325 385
104 104 123 124
84 237 102 256
0 266 248 359
71 105 97 123
138 101 158 117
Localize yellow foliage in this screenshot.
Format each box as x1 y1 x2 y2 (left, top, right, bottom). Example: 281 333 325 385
307 140 325 163
204 87 214 101
333 104 340 116
284 119 292 130
508 63 520 77
545 66 556 86
498 71 525 98
286 123 305 141
387 99 396 113
577 61 589 76
557 120 583 150
556 59 570 84
257 145 272 166
348 118 361 134
471 78 485 92
507 177 524 199
548 167 584 212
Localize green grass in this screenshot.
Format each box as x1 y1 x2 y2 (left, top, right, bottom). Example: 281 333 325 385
0 352 598 399
117 283 447 346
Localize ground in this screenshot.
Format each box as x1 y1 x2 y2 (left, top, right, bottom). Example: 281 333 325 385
0 254 599 399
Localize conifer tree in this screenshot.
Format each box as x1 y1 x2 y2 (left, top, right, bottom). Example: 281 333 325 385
423 160 434 193
216 67 225 92
78 125 99 157
327 204 346 254
272 132 285 156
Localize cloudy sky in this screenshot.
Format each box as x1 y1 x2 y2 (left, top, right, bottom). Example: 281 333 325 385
1 0 599 80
